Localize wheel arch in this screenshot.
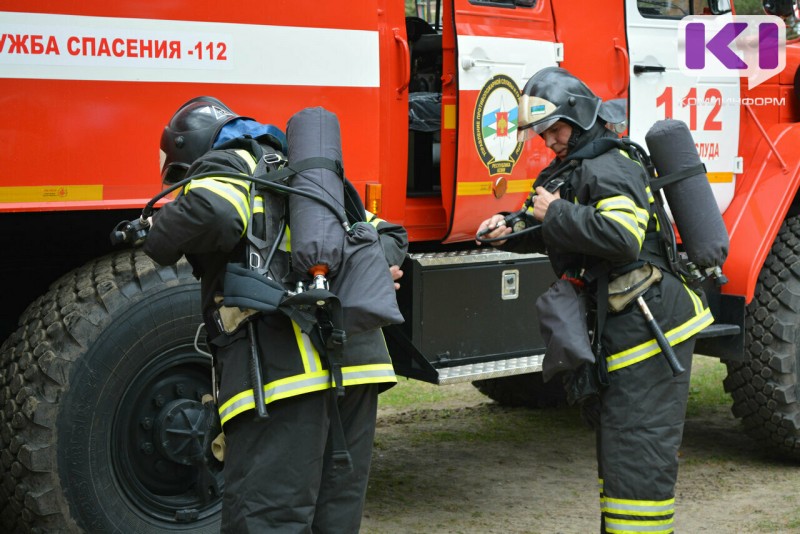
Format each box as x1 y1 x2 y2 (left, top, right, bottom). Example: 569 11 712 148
723 122 800 303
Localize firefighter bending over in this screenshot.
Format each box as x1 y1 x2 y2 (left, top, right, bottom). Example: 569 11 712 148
477 68 713 533
143 97 408 533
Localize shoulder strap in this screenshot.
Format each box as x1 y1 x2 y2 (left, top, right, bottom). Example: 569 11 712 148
245 148 288 276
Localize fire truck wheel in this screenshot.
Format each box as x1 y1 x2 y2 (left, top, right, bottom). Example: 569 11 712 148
724 215 800 460
0 249 222 533
472 373 567 408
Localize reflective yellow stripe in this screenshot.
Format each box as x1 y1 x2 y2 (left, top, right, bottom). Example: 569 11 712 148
234 149 258 173
184 176 249 190
189 180 250 233
366 210 383 228
645 185 654 204
652 210 662 232
596 195 648 247
619 148 633 161
606 307 714 372
218 387 261 424
292 321 322 373
218 362 396 425
342 363 397 386
254 195 264 214
219 370 332 425
684 284 704 315
266 370 333 401
604 517 674 534
597 196 637 212
283 225 292 252
603 496 675 517
598 211 644 248
634 206 649 228
184 177 251 233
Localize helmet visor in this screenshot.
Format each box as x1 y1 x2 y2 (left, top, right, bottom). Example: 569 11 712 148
517 94 558 137
516 116 558 143
517 125 537 144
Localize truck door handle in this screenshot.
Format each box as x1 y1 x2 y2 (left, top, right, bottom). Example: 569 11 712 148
461 55 524 71
633 64 666 74
393 28 410 96
613 38 629 97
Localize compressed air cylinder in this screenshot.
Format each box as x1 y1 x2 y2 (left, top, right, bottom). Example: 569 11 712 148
286 107 346 278
285 106 403 335
645 119 729 270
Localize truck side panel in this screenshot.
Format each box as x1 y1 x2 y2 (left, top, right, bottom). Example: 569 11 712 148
0 8 392 214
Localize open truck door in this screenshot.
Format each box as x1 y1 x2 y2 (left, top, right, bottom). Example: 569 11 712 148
444 0 560 242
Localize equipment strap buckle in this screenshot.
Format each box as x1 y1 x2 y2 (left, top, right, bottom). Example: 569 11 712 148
262 152 286 166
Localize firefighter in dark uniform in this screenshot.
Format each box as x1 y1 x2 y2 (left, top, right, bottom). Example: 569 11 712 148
478 68 714 533
143 97 407 533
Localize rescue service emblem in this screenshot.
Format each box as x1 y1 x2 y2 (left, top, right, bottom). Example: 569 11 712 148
473 74 524 176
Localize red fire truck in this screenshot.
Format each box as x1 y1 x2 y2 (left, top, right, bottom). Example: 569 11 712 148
1 0 798 531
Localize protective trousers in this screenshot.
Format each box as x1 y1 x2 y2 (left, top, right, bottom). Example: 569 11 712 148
597 338 695 534
220 384 379 534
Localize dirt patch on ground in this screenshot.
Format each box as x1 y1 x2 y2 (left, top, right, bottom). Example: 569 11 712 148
361 382 800 533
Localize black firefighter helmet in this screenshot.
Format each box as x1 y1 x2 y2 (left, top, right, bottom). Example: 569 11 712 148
160 96 251 185
762 0 795 18
516 67 602 144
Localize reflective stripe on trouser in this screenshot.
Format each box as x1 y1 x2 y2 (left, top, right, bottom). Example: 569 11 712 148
605 299 712 373
221 384 379 534
597 338 695 534
218 362 396 425
216 314 397 426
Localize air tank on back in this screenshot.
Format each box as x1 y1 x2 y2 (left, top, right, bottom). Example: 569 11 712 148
645 119 729 284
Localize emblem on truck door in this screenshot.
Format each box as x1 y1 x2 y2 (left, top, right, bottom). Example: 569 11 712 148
473 74 524 177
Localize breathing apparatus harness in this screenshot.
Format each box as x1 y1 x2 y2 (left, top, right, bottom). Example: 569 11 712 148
475 136 717 288
112 147 370 468
116 152 360 345
477 135 715 380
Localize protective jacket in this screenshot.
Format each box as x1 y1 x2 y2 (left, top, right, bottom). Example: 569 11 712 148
502 124 713 374
504 123 712 533
144 137 404 426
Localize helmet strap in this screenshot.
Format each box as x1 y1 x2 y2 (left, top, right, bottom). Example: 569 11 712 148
567 125 583 151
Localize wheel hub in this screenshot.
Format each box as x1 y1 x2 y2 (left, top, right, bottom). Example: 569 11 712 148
113 348 222 522
154 398 208 466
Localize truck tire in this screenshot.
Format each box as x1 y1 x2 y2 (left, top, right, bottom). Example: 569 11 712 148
472 373 567 408
723 215 800 460
0 249 222 533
